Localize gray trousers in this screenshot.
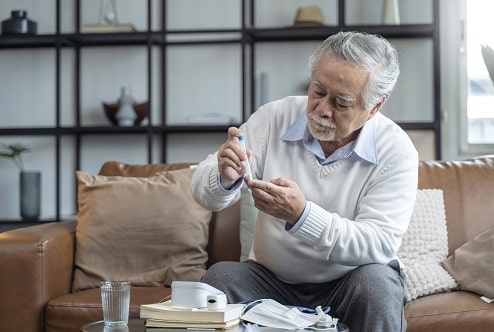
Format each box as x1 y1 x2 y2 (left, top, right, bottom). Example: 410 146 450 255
201 259 407 332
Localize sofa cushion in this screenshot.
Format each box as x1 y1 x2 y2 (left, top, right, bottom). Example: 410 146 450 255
72 168 212 291
405 290 494 331
442 227 494 298
98 160 194 177
398 189 458 301
418 156 494 255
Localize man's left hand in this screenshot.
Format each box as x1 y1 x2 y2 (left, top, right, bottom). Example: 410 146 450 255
247 177 306 225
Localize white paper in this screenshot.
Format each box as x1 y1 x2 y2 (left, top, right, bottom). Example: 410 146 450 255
241 299 320 329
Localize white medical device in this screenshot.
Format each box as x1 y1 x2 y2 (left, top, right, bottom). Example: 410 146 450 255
171 281 227 310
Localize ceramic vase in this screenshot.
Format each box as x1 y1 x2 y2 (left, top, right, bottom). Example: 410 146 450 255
20 171 41 221
116 86 136 126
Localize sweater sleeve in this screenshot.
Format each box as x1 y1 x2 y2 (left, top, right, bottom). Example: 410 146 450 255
190 152 242 212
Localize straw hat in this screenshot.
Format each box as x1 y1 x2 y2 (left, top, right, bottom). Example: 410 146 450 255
293 6 324 27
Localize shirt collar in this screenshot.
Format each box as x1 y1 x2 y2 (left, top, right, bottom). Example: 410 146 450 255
281 111 378 165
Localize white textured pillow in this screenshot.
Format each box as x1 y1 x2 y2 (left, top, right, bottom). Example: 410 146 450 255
398 189 458 301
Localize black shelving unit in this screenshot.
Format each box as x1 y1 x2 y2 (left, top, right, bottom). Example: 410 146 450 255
0 0 441 226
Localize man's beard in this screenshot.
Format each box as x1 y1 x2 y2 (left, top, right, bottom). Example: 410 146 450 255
307 114 337 141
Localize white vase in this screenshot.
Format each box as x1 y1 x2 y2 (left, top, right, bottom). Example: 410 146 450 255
383 0 400 25
116 86 136 126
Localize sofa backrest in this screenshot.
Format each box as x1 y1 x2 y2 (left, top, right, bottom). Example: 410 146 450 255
99 155 494 265
206 201 241 266
418 155 494 255
207 155 494 260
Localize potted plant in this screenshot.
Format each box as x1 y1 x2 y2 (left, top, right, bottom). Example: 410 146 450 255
0 143 41 220
0 143 31 170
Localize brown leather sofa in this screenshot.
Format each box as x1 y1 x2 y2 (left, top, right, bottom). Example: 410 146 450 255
1 156 493 332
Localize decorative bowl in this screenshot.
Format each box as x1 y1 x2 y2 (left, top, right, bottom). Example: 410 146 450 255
103 101 149 126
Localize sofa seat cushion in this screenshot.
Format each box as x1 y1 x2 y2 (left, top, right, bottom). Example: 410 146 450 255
405 290 494 332
45 287 170 332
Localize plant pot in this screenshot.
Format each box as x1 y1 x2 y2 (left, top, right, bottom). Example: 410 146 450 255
20 171 41 221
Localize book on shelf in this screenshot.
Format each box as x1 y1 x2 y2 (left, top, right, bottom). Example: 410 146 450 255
145 318 241 329
186 114 234 125
82 23 137 33
140 300 245 324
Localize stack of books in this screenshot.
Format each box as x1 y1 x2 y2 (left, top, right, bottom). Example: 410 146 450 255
140 300 245 329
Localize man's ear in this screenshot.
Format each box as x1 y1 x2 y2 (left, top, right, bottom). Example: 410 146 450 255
369 96 387 118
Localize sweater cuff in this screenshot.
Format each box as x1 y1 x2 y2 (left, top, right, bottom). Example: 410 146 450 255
208 167 243 197
292 202 329 244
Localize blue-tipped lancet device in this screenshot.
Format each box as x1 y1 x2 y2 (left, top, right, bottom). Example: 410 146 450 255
238 135 253 180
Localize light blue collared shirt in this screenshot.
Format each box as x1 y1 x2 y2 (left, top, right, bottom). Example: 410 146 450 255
281 110 379 231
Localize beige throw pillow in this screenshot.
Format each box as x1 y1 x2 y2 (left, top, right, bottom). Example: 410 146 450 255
442 227 494 298
72 168 212 292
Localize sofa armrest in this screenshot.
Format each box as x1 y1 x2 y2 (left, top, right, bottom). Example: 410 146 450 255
0 220 76 332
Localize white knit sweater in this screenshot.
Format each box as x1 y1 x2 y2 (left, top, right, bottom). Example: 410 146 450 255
191 96 418 283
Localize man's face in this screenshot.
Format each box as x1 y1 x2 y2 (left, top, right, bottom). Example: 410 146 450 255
307 53 378 142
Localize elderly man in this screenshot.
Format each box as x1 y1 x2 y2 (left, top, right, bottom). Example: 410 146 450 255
191 31 418 332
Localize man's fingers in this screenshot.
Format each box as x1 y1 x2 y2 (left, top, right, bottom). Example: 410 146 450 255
227 127 243 140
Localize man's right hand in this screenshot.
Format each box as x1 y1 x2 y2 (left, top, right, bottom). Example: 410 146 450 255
217 127 250 189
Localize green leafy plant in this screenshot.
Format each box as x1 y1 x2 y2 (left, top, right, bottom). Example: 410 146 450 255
481 44 494 84
0 143 31 171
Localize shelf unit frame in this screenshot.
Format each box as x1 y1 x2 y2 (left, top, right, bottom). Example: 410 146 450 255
0 0 441 223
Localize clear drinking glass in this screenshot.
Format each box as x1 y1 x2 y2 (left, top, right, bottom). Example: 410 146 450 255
100 281 131 327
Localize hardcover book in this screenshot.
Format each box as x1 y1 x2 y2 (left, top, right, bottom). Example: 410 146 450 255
81 23 137 33
144 318 241 329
